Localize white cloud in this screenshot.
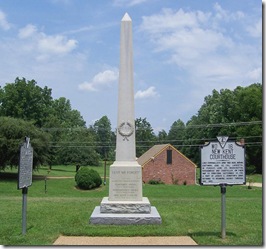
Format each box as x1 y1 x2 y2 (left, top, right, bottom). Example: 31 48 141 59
157 27 233 62
140 8 210 34
128 0 148 6
0 21 85 95
78 82 97 92
135 86 159 99
247 67 262 81
0 9 11 30
18 24 37 39
246 18 262 38
78 69 119 92
139 4 261 90
38 34 77 54
62 26 94 35
93 69 118 84
18 24 78 56
213 2 244 22
113 0 148 7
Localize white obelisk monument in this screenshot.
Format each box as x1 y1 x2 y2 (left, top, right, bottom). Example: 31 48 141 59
90 13 161 225
109 12 142 202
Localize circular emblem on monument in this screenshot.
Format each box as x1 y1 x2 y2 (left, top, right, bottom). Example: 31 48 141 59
118 122 134 140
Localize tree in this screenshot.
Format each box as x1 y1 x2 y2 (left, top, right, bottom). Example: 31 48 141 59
50 97 86 128
168 119 186 151
234 84 262 122
135 117 156 157
157 129 168 143
184 83 262 172
182 116 204 166
57 129 100 166
93 116 113 159
0 117 50 170
233 84 262 173
0 77 53 127
42 97 87 165
0 77 92 167
0 78 86 129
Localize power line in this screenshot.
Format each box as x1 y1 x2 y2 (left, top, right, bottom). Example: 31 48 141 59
48 141 262 149
179 121 262 129
48 135 262 145
42 121 262 149
41 120 262 132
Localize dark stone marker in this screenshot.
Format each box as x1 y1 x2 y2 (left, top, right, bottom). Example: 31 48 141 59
18 137 33 189
17 137 33 235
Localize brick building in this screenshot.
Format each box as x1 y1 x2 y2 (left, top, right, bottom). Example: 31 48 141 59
137 144 197 185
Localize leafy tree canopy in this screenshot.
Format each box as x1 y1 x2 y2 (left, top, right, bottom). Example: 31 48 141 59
0 116 50 170
171 83 262 173
135 117 156 157
0 77 53 127
0 77 261 173
92 116 113 159
0 77 86 128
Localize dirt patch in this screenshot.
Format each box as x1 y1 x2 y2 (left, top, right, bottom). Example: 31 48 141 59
53 236 198 246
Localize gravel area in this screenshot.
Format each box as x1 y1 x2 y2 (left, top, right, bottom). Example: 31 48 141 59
53 236 198 246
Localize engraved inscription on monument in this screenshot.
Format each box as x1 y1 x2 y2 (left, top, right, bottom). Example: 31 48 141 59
18 138 33 189
109 166 142 201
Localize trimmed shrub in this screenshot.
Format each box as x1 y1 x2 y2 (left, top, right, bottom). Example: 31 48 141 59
75 167 102 190
148 179 165 185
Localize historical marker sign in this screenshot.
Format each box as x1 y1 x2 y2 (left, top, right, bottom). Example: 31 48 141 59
200 136 245 186
18 138 33 189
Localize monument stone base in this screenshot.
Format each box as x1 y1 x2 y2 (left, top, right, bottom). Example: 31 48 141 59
100 197 151 213
90 206 161 225
89 161 162 225
90 197 161 225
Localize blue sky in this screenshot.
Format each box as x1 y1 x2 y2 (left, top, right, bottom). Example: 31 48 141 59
0 0 262 133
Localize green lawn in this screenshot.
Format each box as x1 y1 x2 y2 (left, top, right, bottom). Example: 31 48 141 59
1 163 110 178
0 165 262 246
246 174 263 183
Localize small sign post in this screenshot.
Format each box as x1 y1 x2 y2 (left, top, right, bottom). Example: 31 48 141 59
18 137 33 235
220 184 226 239
21 187 28 235
104 158 107 185
200 136 245 239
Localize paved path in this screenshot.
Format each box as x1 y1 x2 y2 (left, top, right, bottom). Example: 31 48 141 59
246 182 262 187
53 236 198 246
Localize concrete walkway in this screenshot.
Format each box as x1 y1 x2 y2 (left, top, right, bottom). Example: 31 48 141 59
246 182 262 187
53 236 198 246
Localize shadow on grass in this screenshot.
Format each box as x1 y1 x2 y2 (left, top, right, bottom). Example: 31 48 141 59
188 231 237 238
0 172 46 181
49 168 76 173
0 172 18 181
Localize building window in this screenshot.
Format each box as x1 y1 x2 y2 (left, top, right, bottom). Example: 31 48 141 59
167 149 172 164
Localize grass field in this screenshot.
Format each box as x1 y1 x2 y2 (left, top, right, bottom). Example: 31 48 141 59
0 165 263 246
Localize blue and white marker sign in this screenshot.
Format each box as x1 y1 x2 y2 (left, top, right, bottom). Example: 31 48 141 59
200 136 245 186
